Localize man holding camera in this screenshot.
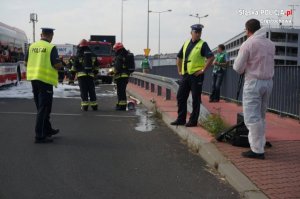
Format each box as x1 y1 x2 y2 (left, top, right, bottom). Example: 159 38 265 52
233 19 275 159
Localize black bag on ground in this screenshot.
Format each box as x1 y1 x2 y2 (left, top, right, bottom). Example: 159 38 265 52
216 113 250 147
228 122 250 147
125 51 135 73
216 112 272 148
216 121 250 147
231 113 250 147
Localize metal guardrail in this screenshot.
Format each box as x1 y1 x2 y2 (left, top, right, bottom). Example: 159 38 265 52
136 63 300 121
130 72 210 122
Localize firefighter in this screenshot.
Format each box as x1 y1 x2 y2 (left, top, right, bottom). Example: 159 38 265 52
25 27 62 143
58 55 66 84
112 42 130 111
67 56 76 85
73 39 99 111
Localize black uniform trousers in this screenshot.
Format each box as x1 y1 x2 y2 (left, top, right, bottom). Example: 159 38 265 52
31 80 54 139
68 71 76 84
177 74 204 124
210 70 224 101
78 75 97 104
116 77 129 107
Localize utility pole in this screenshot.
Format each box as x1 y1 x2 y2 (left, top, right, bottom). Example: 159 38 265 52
121 0 127 43
149 9 172 66
147 0 150 49
29 13 38 42
288 4 299 28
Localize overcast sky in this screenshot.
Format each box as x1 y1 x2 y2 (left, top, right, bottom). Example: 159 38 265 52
1 0 300 55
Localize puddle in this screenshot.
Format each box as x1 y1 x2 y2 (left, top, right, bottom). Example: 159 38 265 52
134 107 156 132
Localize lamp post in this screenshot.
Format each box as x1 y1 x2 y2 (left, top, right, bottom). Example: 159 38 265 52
149 9 172 66
29 13 38 42
121 0 127 43
189 13 208 23
288 4 299 28
147 0 150 50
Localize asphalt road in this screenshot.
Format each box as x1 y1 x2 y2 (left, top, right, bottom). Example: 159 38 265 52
0 84 239 199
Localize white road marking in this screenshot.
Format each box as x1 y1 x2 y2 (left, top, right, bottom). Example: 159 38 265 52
0 111 137 118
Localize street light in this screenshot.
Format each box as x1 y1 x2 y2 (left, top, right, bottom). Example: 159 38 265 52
121 0 127 43
29 13 38 42
147 0 150 50
149 9 172 65
288 4 299 28
189 13 208 23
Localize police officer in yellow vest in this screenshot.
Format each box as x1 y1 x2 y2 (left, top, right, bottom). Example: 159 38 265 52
25 28 62 143
171 24 214 127
73 39 99 111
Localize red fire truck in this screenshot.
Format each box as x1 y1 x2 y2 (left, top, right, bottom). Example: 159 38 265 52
89 35 116 84
0 21 28 87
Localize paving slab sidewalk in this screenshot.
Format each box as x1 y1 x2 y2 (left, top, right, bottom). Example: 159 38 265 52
127 82 300 199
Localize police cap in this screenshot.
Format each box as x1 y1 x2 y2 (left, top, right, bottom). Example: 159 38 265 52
191 24 204 32
41 27 55 34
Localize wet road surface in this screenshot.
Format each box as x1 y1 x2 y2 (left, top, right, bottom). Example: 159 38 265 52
0 83 239 199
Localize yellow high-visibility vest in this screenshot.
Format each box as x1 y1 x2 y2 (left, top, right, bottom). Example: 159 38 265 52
182 39 206 75
27 40 58 86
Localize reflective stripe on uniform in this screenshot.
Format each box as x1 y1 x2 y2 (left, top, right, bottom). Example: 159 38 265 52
77 72 95 77
81 101 89 106
89 101 98 106
118 100 127 106
115 73 129 79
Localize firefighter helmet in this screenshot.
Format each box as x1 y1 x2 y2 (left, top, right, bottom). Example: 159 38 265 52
113 42 124 52
79 39 88 47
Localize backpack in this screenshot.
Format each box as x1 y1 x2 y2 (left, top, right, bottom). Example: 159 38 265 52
125 51 135 73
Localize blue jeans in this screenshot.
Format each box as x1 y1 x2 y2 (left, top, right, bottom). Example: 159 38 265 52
210 71 224 101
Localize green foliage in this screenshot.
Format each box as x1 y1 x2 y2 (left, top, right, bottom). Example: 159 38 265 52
200 113 229 136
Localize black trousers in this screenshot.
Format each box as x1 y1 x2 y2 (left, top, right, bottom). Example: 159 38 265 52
68 71 76 84
116 77 128 106
78 76 96 105
58 71 65 83
210 71 224 101
31 80 54 139
177 74 204 123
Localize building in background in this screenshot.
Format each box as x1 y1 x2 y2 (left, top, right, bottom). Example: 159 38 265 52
213 26 300 66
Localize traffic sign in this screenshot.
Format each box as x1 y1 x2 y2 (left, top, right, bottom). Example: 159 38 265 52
144 48 151 56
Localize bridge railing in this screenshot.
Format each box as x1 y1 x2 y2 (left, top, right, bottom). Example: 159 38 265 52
129 72 210 121
135 63 300 120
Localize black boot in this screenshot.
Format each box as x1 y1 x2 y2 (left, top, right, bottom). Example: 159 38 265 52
242 150 265 160
47 129 60 137
81 105 88 111
170 119 186 126
116 105 126 111
91 105 98 111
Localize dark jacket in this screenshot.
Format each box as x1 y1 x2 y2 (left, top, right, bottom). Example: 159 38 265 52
74 47 99 77
114 48 130 77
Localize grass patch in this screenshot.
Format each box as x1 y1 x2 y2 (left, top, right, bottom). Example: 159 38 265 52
200 113 229 136
154 109 162 119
